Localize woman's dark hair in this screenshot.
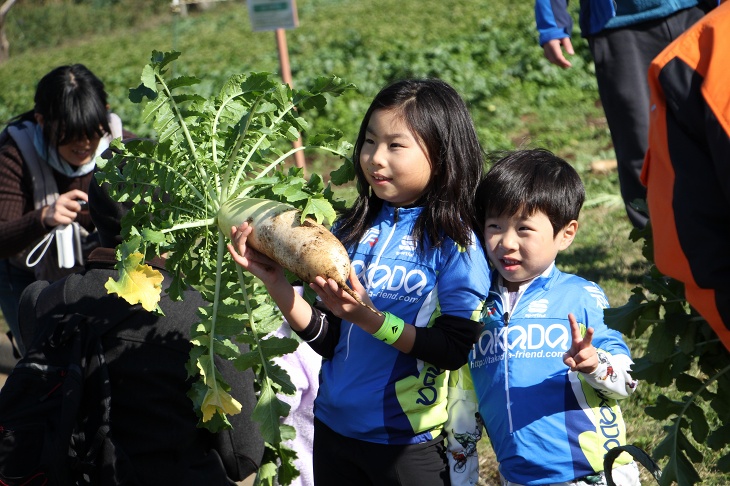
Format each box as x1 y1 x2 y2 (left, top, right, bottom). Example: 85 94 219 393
475 149 585 236
13 64 110 147
336 78 485 250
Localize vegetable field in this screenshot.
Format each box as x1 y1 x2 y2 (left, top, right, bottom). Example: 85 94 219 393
0 1 727 485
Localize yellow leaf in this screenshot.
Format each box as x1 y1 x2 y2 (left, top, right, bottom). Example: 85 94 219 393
196 356 242 421
201 387 243 422
105 252 164 312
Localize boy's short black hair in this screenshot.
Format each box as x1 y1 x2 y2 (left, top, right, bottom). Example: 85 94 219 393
476 149 585 235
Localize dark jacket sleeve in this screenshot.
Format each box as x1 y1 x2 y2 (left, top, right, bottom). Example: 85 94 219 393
16 279 50 351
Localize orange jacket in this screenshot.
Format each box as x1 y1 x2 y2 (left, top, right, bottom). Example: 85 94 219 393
642 2 730 351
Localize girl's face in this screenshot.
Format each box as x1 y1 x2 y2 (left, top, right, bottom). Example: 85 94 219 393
360 108 432 207
57 133 103 167
483 210 577 292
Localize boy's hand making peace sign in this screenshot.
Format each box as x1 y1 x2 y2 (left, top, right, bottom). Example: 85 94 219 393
563 313 599 373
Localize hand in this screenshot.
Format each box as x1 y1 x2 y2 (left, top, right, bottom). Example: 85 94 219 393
563 313 598 373
542 37 574 68
226 223 285 286
42 189 88 228
310 267 382 332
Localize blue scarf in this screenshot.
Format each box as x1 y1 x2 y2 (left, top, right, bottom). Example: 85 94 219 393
32 123 105 177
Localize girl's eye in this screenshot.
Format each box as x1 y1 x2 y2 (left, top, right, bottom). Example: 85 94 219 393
390 142 403 149
364 137 374 144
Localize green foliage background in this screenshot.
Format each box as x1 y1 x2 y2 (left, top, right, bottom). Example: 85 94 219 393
1 0 727 484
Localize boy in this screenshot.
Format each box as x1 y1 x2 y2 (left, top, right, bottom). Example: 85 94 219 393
470 149 640 485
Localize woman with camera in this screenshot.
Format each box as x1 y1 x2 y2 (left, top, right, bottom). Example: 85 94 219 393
0 64 126 356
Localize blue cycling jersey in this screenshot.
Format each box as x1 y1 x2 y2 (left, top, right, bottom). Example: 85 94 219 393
470 265 634 485
314 203 490 445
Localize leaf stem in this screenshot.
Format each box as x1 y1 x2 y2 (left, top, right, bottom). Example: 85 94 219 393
161 217 216 233
231 101 299 191
240 144 349 197
667 363 730 479
222 95 262 201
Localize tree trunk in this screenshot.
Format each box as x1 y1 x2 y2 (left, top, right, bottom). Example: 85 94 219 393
0 0 18 63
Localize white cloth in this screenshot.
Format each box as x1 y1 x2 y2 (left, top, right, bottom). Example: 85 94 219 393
272 288 321 486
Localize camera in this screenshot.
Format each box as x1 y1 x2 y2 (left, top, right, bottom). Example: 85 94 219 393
56 223 83 268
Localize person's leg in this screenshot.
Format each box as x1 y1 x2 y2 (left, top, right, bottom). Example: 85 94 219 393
382 435 451 486
0 259 35 356
312 418 372 486
313 418 450 486
588 6 706 229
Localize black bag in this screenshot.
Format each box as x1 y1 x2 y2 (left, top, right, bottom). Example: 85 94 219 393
0 280 131 485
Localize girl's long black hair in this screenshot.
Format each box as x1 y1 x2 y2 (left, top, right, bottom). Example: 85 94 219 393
9 64 110 147
336 78 485 251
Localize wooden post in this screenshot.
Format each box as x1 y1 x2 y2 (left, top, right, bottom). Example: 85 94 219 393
275 28 306 170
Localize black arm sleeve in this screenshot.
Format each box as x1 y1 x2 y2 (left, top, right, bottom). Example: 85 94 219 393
408 314 480 370
292 300 342 359
294 305 478 369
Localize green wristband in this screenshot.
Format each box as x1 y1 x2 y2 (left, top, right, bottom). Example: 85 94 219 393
372 312 405 345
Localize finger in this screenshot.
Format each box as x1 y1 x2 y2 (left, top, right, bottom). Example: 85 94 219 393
555 53 571 69
563 353 576 369
226 243 244 263
582 326 594 348
348 267 365 293
309 283 337 308
232 223 252 238
312 275 328 288
543 42 560 63
54 205 77 224
562 37 575 55
326 278 342 294
568 313 582 344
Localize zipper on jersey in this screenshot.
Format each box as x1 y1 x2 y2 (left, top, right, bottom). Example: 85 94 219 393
503 311 514 434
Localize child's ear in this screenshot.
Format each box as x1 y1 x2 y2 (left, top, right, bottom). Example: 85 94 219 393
557 220 578 251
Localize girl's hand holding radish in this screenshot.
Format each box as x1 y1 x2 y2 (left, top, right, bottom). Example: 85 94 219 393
227 223 286 287
227 222 313 334
310 269 383 334
312 270 416 353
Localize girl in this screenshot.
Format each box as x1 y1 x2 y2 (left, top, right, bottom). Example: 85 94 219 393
0 64 126 355
228 78 491 486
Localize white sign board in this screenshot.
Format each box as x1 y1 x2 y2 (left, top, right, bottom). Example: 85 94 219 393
248 0 298 31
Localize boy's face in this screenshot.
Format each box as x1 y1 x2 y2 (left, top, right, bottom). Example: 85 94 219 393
483 210 577 292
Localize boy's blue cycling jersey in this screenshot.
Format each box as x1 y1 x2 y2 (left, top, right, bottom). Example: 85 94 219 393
470 265 633 484
314 203 490 445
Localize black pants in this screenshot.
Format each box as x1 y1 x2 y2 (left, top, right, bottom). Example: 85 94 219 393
588 5 707 229
312 418 451 486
